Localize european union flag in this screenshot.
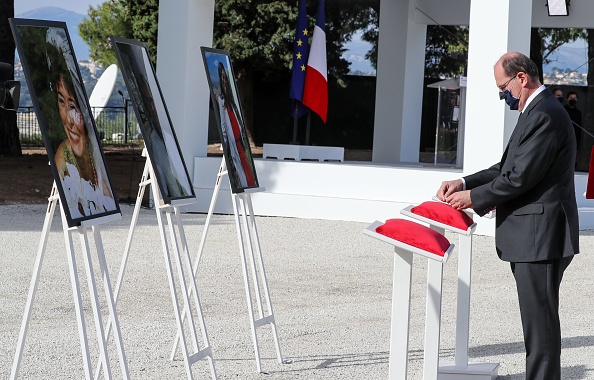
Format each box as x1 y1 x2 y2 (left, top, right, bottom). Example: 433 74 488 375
289 0 310 118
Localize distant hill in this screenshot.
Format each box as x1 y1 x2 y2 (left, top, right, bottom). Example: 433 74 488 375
16 6 90 61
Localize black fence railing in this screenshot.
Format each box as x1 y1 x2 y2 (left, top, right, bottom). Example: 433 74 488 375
16 106 142 147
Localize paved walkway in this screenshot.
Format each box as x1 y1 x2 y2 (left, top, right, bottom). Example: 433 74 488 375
1 204 593 379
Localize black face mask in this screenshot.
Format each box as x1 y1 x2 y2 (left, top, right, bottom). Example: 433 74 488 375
557 97 564 103
499 77 521 110
568 99 577 107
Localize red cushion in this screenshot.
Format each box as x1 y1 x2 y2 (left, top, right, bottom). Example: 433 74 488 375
375 218 451 256
410 201 474 230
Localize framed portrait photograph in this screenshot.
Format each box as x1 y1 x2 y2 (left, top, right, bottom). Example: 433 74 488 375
10 18 120 227
110 36 195 205
200 47 259 193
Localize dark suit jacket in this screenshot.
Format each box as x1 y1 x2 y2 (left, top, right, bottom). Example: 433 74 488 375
464 88 579 262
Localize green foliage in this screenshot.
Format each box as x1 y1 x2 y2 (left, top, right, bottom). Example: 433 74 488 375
213 0 379 81
78 0 379 82
78 0 159 67
79 1 133 67
214 0 295 79
425 25 468 79
127 0 160 63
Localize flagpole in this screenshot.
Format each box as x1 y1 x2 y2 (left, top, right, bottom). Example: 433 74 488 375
305 111 311 145
292 104 299 144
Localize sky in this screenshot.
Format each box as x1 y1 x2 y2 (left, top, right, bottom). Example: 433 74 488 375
15 0 105 16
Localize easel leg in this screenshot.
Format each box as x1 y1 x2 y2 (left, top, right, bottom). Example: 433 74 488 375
171 159 225 361
166 209 201 352
173 207 217 378
11 186 59 380
96 157 150 379
244 196 284 363
231 193 263 373
93 226 131 379
155 205 195 380
78 228 112 380
60 204 93 379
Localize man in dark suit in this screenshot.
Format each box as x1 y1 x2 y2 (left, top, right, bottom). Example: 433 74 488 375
436 52 579 380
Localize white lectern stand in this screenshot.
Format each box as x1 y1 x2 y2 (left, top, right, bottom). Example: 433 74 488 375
11 183 129 380
173 157 284 373
95 150 217 380
401 205 499 379
364 220 455 380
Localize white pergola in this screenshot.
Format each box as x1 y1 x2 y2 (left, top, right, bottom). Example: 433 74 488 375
155 0 594 235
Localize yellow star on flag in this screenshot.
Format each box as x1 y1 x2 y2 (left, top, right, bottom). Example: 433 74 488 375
296 52 302 59
297 39 303 47
301 65 306 71
303 29 308 36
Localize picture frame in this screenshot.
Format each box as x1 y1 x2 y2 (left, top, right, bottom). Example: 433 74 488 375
10 18 120 227
200 47 259 193
111 36 196 205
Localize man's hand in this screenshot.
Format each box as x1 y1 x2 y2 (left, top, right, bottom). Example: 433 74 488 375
446 190 472 211
436 179 464 202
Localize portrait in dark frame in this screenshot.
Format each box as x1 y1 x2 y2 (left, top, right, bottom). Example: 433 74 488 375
111 36 195 204
10 19 120 227
201 47 259 194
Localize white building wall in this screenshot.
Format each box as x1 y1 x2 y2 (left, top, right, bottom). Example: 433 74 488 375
462 0 533 176
371 0 408 164
156 0 215 177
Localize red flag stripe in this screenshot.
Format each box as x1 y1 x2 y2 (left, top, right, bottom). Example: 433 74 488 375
302 19 328 123
302 68 328 123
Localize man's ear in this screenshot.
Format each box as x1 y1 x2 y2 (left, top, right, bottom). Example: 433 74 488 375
516 72 528 86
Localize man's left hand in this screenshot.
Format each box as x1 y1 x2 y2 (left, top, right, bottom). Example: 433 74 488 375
445 190 472 211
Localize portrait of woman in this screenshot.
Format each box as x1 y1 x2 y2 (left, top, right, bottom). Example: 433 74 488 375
201 48 259 193
44 28 117 219
11 20 119 225
216 62 257 189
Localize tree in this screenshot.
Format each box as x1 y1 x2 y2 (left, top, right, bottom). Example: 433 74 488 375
127 0 159 62
424 25 468 78
531 27 584 83
212 0 379 140
79 1 133 67
79 0 159 67
0 0 21 157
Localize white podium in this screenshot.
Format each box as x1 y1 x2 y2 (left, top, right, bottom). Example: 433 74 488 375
401 204 499 380
364 220 454 380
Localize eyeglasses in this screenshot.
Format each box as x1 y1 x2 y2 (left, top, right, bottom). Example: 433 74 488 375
497 75 517 91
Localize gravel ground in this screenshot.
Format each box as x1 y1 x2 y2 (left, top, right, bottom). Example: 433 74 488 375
1 203 593 379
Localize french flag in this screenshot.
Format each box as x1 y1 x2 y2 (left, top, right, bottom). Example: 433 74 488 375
302 0 327 123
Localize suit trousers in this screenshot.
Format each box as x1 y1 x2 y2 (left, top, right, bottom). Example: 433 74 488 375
510 256 573 380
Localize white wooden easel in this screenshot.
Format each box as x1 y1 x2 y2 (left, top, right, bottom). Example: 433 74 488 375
171 157 284 373
11 182 129 380
95 150 217 380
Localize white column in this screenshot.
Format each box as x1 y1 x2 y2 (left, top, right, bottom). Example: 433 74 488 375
372 0 426 164
156 0 215 176
462 0 533 176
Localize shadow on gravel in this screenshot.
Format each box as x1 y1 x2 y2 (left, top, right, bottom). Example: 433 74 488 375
470 335 594 358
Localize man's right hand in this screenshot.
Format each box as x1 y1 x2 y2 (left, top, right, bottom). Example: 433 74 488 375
436 179 464 202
